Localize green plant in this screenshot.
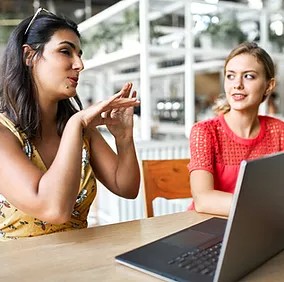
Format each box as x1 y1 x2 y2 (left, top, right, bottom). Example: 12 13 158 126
201 14 246 43
85 7 139 54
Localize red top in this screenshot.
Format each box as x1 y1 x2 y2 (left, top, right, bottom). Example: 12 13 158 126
188 115 284 209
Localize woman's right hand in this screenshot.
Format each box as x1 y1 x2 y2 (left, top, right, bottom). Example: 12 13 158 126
78 83 140 129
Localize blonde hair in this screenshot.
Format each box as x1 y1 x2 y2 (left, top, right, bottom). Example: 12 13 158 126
212 95 230 115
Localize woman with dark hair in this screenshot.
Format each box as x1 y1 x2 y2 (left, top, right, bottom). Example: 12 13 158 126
188 42 284 216
0 8 140 240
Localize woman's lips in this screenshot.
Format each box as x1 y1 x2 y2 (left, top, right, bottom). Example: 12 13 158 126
232 93 246 101
67 77 78 87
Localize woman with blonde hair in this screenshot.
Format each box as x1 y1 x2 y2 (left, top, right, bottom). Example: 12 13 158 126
188 42 284 216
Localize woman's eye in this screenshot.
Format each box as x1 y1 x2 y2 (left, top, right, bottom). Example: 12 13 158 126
60 49 71 56
244 74 254 79
226 74 234 80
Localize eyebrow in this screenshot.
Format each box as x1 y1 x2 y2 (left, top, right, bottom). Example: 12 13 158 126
226 70 257 73
58 40 83 56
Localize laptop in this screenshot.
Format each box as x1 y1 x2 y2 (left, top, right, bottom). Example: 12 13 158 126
115 151 284 282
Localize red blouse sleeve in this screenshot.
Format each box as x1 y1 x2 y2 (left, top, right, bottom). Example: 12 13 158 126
188 121 214 174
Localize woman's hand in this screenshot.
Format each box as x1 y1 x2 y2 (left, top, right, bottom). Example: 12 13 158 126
78 82 140 131
106 83 139 139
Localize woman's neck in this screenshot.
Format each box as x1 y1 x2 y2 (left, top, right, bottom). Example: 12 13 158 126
36 101 59 138
223 111 260 139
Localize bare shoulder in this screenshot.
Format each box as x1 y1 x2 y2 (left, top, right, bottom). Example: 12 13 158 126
0 122 33 190
0 122 22 148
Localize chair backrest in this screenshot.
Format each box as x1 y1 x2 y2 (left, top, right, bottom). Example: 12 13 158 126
142 158 191 217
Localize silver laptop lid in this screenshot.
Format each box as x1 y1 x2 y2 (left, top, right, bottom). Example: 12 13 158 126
214 151 284 282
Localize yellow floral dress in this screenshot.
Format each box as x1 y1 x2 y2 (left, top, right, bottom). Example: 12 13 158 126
0 113 97 240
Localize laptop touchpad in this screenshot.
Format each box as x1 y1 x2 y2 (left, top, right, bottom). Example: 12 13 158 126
161 229 216 249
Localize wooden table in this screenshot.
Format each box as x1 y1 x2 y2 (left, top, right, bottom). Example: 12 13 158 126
1 211 284 282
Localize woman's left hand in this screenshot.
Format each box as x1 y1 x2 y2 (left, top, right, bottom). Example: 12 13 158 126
105 83 139 139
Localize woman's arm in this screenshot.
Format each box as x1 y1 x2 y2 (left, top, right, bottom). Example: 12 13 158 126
189 121 232 216
88 129 140 199
88 83 140 198
190 170 233 216
0 115 83 224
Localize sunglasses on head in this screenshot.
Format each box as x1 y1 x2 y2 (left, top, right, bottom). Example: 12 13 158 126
24 7 54 35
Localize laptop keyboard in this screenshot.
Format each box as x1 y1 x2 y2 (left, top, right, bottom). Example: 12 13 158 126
167 241 222 276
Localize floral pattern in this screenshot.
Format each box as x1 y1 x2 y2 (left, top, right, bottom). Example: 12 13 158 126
0 114 97 240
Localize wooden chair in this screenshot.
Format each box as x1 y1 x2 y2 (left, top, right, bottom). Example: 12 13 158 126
142 158 191 217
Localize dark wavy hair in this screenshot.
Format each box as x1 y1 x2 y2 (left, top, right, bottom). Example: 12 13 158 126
0 11 83 139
